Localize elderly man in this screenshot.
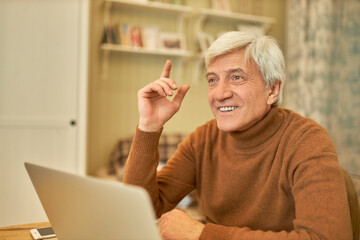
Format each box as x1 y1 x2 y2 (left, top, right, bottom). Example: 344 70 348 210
124 31 352 239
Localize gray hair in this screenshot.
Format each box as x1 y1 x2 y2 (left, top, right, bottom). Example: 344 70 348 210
205 31 285 105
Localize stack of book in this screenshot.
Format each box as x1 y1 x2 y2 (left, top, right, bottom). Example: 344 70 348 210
101 23 185 51
101 23 160 49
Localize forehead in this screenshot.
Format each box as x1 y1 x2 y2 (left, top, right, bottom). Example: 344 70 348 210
207 48 257 74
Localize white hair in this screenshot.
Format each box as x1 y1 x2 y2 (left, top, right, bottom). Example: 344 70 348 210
205 31 286 105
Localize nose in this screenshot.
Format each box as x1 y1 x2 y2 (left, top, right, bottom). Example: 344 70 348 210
213 81 233 101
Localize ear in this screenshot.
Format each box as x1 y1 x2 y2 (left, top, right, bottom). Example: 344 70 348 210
267 81 282 105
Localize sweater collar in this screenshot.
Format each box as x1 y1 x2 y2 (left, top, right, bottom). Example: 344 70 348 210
225 106 284 149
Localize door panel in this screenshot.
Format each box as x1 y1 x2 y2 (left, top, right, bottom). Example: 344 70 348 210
0 127 77 225
0 0 87 226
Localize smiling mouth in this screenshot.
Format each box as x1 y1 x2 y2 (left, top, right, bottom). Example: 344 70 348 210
219 106 238 112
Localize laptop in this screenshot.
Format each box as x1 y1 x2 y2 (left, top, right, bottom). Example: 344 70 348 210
25 162 162 240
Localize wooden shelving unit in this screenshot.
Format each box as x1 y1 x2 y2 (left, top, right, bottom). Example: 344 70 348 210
100 0 276 81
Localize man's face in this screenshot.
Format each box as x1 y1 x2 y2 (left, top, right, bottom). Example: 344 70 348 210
206 48 277 132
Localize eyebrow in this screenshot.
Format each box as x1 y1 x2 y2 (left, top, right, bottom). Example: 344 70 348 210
205 72 216 78
205 67 247 78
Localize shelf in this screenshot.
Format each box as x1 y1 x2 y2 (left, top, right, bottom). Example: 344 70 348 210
100 43 195 80
105 0 193 14
198 8 275 25
101 43 194 57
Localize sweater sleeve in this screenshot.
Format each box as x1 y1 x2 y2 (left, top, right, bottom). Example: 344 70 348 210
200 122 352 240
123 126 196 218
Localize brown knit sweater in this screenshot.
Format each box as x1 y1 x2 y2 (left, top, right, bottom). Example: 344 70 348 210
124 106 352 239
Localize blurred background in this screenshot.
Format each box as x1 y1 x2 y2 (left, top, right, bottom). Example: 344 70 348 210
0 0 359 228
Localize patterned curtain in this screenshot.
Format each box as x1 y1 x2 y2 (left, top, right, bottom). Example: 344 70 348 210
285 0 360 200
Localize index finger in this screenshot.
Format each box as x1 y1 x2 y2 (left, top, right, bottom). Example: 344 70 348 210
161 60 172 78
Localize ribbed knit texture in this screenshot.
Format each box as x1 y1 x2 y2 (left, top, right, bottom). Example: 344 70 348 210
124 106 352 239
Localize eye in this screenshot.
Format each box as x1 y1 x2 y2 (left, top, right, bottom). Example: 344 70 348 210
207 77 218 86
231 75 245 84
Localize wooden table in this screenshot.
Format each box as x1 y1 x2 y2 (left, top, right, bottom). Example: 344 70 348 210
0 222 56 240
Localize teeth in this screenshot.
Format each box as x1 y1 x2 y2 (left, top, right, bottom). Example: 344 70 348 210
219 106 237 112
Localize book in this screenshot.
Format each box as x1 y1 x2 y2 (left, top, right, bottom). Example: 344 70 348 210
121 23 131 46
130 26 143 47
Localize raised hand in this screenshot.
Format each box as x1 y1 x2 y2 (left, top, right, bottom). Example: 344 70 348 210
137 60 190 132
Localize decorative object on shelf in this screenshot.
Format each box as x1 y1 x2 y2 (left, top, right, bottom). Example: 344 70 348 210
142 25 160 49
158 32 185 50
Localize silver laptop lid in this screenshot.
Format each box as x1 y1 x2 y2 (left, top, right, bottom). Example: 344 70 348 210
25 162 161 240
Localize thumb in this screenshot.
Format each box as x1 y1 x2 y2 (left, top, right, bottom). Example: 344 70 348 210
172 84 190 107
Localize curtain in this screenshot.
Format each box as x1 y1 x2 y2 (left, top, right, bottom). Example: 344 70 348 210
285 0 360 200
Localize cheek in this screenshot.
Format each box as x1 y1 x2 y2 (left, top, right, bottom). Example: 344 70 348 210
257 90 271 103
247 85 269 102
207 91 214 105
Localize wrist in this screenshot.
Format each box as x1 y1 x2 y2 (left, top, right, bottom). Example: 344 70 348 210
138 122 162 132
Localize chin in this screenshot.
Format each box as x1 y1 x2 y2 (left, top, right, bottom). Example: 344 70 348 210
216 117 252 132
216 121 240 132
